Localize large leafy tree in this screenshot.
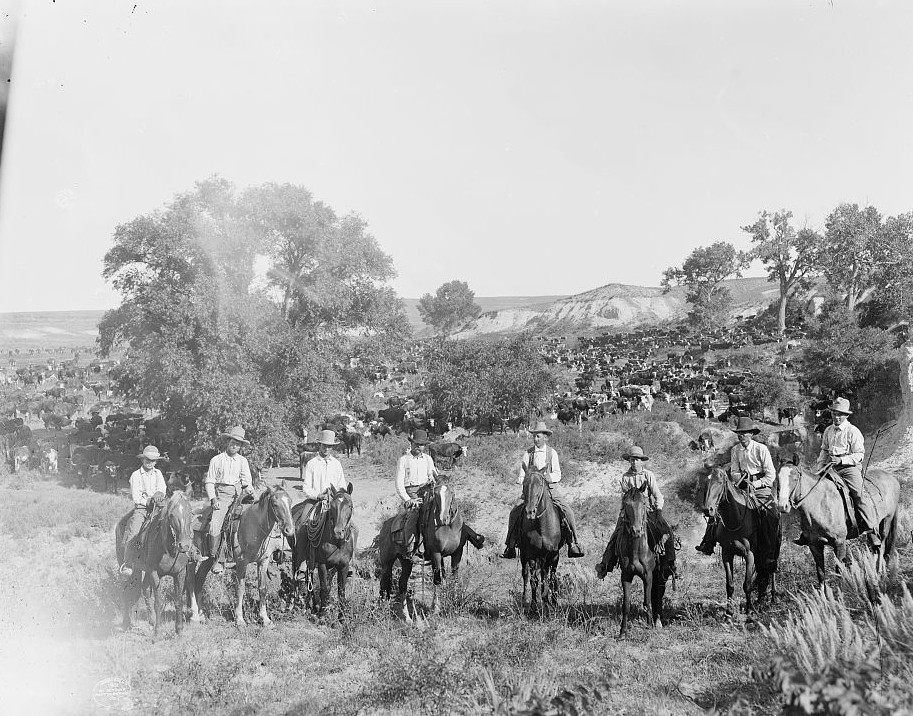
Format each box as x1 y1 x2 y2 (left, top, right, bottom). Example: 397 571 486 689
99 177 409 463
862 212 913 329
819 203 883 312
742 210 820 335
425 334 552 420
661 242 749 330
417 280 482 335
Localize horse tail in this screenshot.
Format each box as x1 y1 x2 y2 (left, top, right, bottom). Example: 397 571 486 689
883 508 898 559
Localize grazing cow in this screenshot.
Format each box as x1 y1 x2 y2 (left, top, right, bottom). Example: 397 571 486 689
777 407 799 425
369 421 392 440
99 459 120 493
505 416 524 433
428 441 467 469
341 430 362 457
377 407 405 432
41 447 58 474
13 445 30 472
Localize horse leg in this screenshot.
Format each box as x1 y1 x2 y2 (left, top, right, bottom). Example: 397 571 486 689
173 569 186 636
121 573 142 631
529 561 541 616
723 553 735 617
258 559 272 626
234 561 247 627
619 576 631 638
379 557 393 600
744 550 755 615
399 558 414 623
429 551 444 614
652 570 666 629
521 556 530 610
337 563 348 617
316 563 329 616
142 573 155 627
810 542 827 588
150 572 163 638
189 562 210 623
450 544 464 579
643 568 654 627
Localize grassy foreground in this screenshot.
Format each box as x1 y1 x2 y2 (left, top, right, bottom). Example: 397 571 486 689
1 410 911 715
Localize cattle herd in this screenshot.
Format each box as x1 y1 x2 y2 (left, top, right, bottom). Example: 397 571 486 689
2 321 842 487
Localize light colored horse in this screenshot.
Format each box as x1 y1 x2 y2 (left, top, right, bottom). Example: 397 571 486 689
188 485 296 626
775 464 900 583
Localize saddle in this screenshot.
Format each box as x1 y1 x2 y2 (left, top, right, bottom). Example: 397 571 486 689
191 495 246 559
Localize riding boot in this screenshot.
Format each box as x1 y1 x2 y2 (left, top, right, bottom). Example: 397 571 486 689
500 507 520 559
695 522 716 555
463 524 486 550
596 533 619 579
561 516 585 558
210 534 224 574
793 533 809 546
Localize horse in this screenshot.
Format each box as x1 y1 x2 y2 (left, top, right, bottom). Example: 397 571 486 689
115 491 194 636
615 484 665 637
188 485 296 626
518 469 565 615
291 484 357 617
774 463 900 584
701 467 777 616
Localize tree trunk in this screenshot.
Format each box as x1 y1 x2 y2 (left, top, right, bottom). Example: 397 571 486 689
777 291 788 335
874 336 913 469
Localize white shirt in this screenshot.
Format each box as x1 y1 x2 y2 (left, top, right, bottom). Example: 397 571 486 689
204 452 252 498
302 455 347 500
396 452 438 502
818 420 865 468
731 439 776 489
620 467 664 510
516 446 562 485
130 466 166 507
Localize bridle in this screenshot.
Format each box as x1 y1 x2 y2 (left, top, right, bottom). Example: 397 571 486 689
523 471 551 520
704 469 749 533
785 465 826 509
621 489 648 539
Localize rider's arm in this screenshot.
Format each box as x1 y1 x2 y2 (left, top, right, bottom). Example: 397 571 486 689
204 455 219 501
332 459 347 491
648 471 665 510
548 449 562 484
516 452 528 484
816 428 831 469
301 459 320 500
129 471 143 507
395 456 411 502
155 469 167 497
758 445 776 487
239 456 252 489
841 426 865 467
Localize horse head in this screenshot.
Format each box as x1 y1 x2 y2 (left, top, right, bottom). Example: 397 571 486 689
522 470 548 521
432 482 457 527
775 463 800 514
162 491 193 556
266 485 296 540
328 486 353 541
702 466 728 519
621 483 648 538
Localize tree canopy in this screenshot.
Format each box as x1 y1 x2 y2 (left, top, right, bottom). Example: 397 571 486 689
417 280 482 335
742 210 820 334
662 242 749 330
98 177 410 464
819 203 883 312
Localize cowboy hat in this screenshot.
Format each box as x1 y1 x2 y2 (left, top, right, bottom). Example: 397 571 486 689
528 421 553 436
221 426 251 446
409 429 430 445
829 397 853 415
622 446 649 461
137 445 163 461
315 429 340 446
732 417 761 434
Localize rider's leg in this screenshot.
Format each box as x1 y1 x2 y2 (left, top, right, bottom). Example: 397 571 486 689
209 488 232 574
558 503 585 558
695 519 716 555
840 465 880 545
120 506 146 575
461 523 486 549
596 511 624 577
500 501 524 558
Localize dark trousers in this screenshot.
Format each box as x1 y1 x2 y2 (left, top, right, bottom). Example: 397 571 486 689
505 499 580 549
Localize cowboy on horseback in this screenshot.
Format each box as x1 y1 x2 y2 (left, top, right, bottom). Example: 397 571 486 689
501 421 584 559
394 429 438 558
806 397 878 546
205 425 255 574
119 445 167 576
695 417 777 557
596 446 677 579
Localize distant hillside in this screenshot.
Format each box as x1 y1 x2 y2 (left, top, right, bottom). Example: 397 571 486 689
402 296 569 334
0 310 102 350
452 277 780 337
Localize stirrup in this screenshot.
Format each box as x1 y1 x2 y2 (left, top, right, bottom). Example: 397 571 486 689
500 546 517 559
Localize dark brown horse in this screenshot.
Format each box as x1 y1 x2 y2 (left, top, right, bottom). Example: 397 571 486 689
701 467 776 616
115 491 194 636
291 484 357 617
518 469 564 615
188 485 296 626
775 463 899 584
615 484 662 637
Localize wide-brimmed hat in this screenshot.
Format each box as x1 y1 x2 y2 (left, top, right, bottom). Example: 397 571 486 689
829 397 853 415
137 445 163 461
410 429 430 445
622 446 649 461
316 429 340 446
528 421 553 436
221 426 251 446
733 417 761 434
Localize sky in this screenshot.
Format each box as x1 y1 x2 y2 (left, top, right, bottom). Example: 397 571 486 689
1 0 912 312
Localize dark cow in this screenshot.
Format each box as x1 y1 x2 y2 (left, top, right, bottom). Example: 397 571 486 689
428 441 467 469
370 421 392 440
505 416 524 433
342 430 362 457
377 407 405 432
777 407 799 426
